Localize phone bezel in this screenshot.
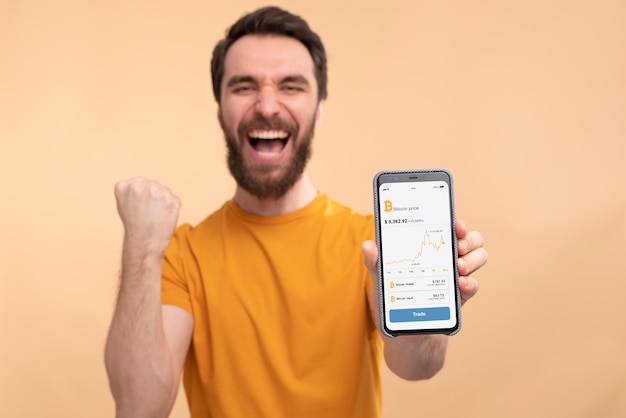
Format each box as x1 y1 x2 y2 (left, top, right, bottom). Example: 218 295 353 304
373 169 462 337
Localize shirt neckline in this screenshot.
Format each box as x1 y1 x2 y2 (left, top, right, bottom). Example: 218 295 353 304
226 192 327 225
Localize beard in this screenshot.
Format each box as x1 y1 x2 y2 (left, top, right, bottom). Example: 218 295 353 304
222 114 315 200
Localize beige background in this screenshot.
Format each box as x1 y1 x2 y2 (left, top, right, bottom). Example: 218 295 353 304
1 0 625 417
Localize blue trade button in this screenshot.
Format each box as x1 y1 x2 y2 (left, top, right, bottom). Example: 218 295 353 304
389 307 451 322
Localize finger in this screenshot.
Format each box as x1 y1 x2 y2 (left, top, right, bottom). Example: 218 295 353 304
455 219 468 240
457 230 485 256
114 177 152 202
458 276 479 306
458 247 488 276
361 240 378 275
114 178 132 200
361 240 383 321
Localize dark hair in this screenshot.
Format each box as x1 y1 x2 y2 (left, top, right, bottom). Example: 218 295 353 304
211 6 328 103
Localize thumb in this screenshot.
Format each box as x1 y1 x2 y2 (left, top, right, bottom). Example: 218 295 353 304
362 240 382 323
361 240 378 275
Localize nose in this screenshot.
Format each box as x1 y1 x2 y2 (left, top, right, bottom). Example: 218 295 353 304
255 87 280 118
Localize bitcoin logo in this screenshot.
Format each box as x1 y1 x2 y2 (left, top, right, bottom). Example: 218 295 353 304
383 199 393 212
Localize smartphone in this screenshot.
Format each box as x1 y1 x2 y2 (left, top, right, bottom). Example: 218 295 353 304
373 169 461 337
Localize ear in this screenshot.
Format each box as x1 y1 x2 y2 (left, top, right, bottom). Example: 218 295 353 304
314 101 324 129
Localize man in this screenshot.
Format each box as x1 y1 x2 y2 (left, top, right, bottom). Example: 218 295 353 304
105 6 487 418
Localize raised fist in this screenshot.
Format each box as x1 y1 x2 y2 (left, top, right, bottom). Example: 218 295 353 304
114 177 181 255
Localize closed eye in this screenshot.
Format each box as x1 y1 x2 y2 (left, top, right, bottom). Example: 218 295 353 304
282 85 304 93
280 75 310 93
226 75 257 94
233 84 255 93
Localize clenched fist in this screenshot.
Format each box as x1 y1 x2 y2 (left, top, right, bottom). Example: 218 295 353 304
114 177 181 256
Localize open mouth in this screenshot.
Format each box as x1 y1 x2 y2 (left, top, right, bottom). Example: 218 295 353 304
247 129 290 158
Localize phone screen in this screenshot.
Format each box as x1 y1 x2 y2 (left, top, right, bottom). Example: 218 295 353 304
375 170 460 336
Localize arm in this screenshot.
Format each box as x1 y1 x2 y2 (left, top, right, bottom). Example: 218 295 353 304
105 178 193 418
362 219 487 381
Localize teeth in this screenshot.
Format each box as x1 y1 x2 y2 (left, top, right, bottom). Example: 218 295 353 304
248 129 288 140
257 151 280 157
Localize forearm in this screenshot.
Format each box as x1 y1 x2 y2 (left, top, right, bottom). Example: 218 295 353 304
105 244 177 418
383 334 448 381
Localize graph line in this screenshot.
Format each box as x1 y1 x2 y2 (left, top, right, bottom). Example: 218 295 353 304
385 229 445 265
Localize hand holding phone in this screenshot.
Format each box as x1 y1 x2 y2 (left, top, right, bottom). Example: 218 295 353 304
373 169 461 337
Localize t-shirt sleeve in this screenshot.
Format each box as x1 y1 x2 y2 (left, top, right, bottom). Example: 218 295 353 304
161 224 193 314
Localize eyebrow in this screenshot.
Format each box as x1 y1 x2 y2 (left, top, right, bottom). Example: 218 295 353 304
226 75 256 88
280 75 310 87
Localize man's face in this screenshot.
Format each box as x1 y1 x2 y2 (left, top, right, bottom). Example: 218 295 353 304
218 34 322 200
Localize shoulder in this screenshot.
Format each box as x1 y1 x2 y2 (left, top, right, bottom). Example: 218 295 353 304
167 203 229 251
321 194 372 220
318 195 374 240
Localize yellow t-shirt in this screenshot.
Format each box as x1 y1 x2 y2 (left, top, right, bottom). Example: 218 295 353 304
162 193 383 418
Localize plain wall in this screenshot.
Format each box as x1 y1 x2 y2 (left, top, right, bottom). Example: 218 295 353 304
1 0 625 417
